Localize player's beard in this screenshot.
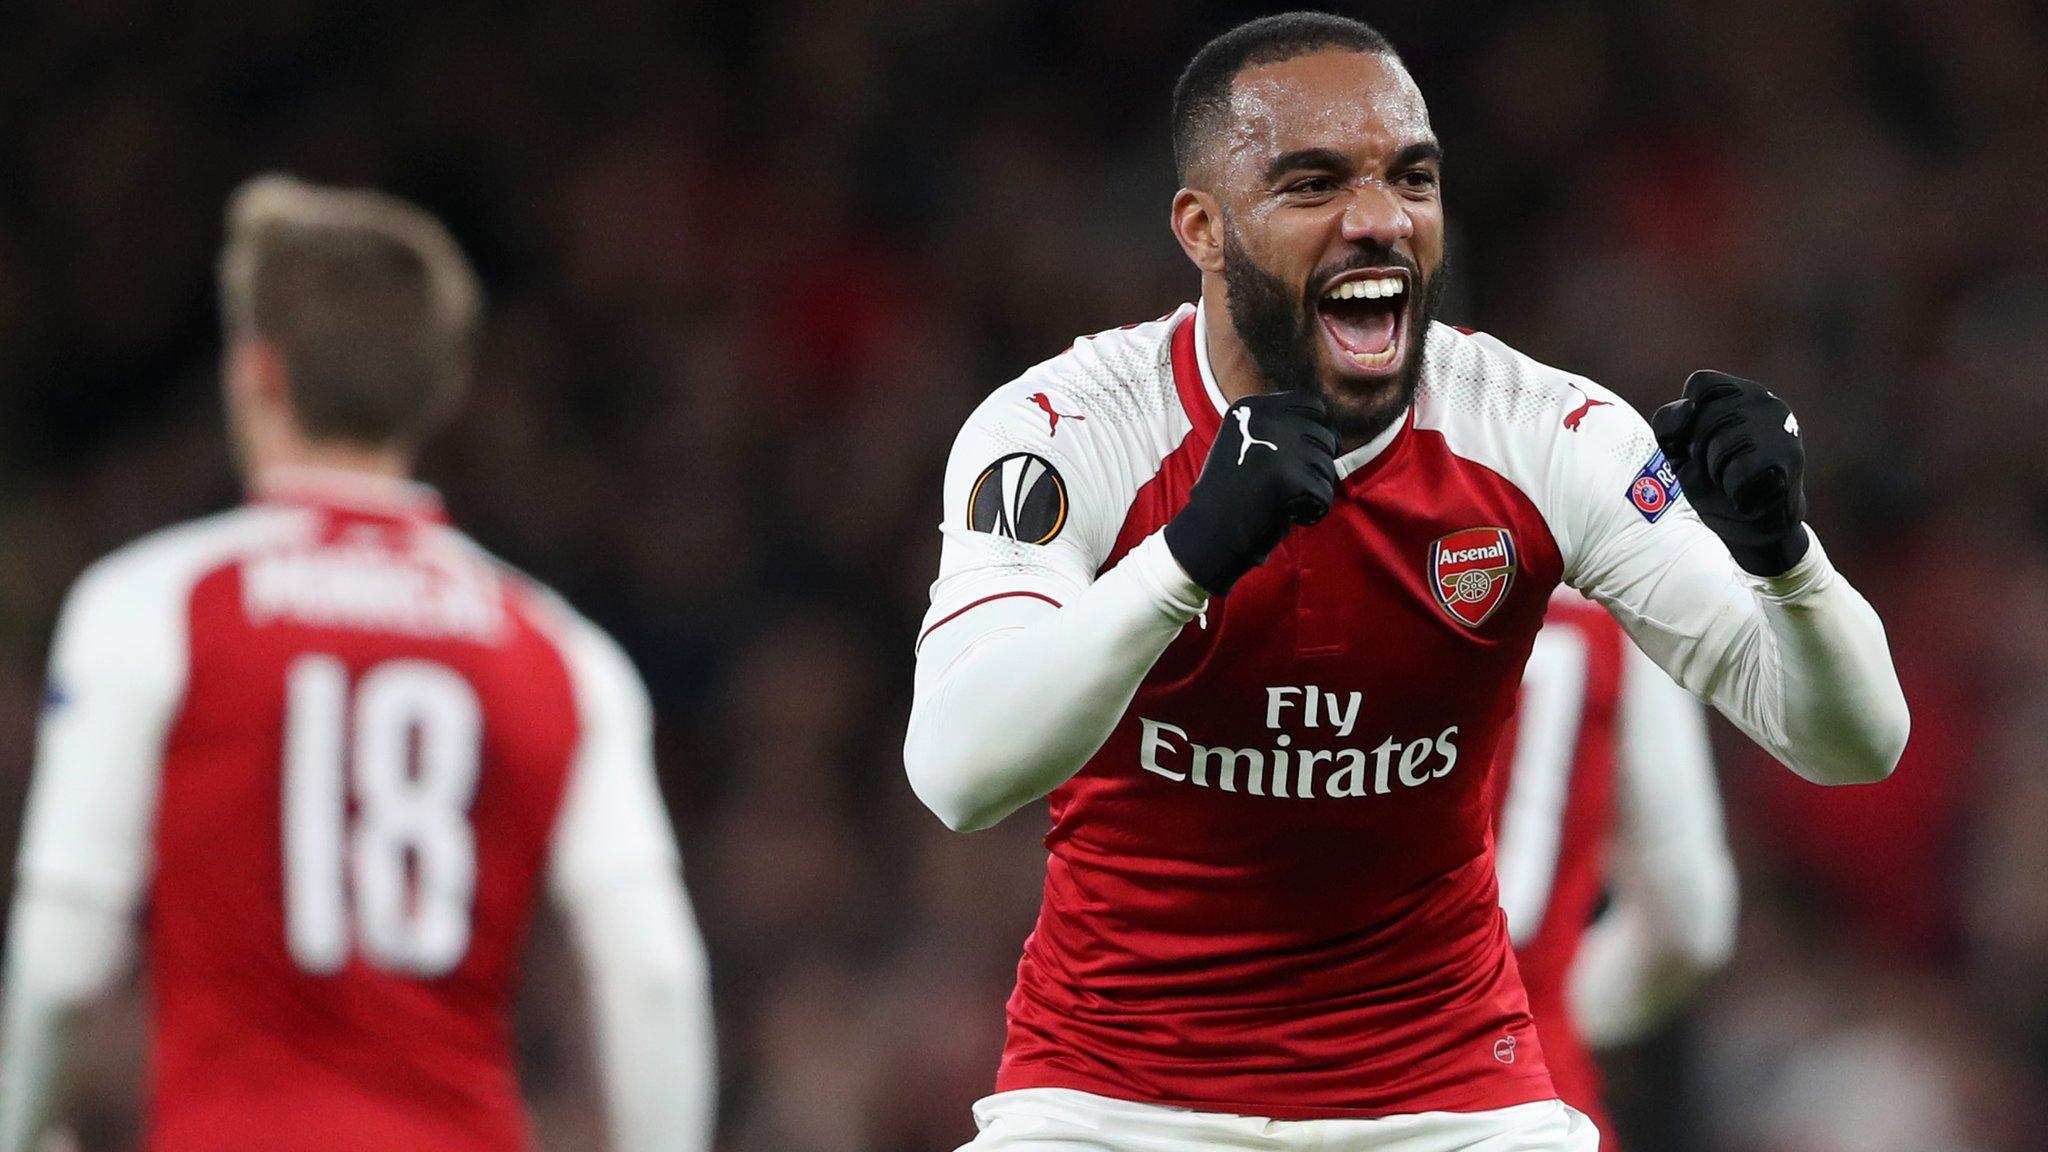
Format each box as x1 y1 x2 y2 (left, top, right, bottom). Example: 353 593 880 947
1221 229 1445 446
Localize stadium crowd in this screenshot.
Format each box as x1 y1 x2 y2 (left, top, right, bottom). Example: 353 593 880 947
0 1 2044 1149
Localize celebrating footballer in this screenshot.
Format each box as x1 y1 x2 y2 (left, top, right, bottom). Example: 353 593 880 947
904 12 1908 1152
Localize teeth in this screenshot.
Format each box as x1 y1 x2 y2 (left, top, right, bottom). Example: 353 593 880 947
1323 277 1407 301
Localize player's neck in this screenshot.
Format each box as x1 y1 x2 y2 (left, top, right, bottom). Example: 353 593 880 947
1198 290 1377 456
248 437 413 493
1197 289 1268 409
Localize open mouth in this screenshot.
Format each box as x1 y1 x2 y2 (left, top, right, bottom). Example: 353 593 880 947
1317 270 1409 375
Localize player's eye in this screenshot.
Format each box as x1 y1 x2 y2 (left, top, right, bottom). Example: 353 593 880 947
1282 176 1339 197
1396 169 1440 194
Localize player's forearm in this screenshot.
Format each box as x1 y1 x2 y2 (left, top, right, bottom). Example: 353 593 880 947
1639 839 1738 972
1633 529 1907 785
905 532 1205 832
1615 648 1738 969
1569 901 1708 1049
1612 773 1738 975
1736 533 1909 784
0 996 75 1152
0 891 134 1152
568 876 717 1152
1574 835 1737 1049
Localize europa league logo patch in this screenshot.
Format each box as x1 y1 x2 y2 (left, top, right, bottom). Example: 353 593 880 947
967 453 1068 546
1429 527 1517 629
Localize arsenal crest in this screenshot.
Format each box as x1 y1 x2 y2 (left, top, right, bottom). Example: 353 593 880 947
1430 527 1517 629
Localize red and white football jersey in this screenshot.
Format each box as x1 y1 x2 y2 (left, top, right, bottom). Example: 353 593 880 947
1493 592 1626 1133
1494 591 1732 1141
17 470 678 1152
917 301 1769 1119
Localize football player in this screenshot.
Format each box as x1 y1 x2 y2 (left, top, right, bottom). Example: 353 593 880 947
1496 591 1739 1142
0 176 715 1152
904 12 1905 1151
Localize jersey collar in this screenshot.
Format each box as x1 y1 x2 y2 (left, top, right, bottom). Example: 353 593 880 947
1189 299 1409 480
253 466 448 522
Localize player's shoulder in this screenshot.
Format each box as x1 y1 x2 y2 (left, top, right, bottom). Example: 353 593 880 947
1416 324 1661 485
47 506 309 688
1417 325 1634 439
522 590 652 727
61 504 308 623
964 305 1194 449
430 526 650 714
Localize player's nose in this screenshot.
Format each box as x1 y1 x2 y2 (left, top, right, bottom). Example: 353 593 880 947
1338 182 1413 247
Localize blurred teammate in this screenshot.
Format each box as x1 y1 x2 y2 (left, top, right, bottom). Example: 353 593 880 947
0 177 714 1152
1495 591 1739 1141
903 12 1907 1151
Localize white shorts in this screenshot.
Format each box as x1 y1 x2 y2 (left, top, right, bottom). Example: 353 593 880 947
959 1088 1600 1152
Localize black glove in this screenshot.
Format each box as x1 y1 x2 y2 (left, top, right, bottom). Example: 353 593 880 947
1164 391 1338 596
1650 370 1810 576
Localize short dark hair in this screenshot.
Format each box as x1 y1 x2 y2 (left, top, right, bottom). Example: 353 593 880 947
1171 12 1400 185
220 175 482 449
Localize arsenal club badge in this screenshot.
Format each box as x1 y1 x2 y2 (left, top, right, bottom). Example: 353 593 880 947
1430 527 1517 629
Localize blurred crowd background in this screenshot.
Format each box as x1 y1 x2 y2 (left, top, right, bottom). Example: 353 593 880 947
1 1 2045 1149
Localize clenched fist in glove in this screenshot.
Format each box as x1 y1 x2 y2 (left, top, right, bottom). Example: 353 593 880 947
1651 370 1811 577
1164 391 1338 596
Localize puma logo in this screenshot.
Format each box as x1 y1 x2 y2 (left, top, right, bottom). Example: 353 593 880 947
1232 407 1279 465
1029 392 1085 437
1564 383 1612 432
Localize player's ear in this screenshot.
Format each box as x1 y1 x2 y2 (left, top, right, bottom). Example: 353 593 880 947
226 336 295 432
1170 188 1226 276
233 338 289 405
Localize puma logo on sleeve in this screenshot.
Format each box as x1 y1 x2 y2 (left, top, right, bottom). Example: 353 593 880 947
1029 392 1086 437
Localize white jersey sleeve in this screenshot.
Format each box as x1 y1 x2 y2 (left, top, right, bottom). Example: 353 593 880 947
14 509 304 905
1451 332 1910 786
14 540 191 910
1569 642 1738 1048
543 610 715 1152
906 314 1208 831
1612 641 1738 965
546 615 681 899
0 547 166 1152
1491 618 1590 947
921 389 1123 626
5 511 293 1152
918 316 1196 638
